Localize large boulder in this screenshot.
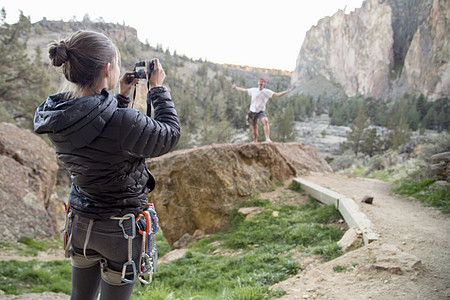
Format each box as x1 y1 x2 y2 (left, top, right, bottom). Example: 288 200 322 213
147 142 331 248
0 122 60 242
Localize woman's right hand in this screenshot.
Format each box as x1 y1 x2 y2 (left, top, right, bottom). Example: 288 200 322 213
148 58 165 89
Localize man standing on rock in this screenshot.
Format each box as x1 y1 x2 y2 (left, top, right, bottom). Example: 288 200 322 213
231 78 292 143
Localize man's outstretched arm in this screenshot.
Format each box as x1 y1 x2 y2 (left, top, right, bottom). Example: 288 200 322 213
230 84 248 94
273 87 293 98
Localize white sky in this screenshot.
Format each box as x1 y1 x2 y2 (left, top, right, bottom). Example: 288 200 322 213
2 0 364 71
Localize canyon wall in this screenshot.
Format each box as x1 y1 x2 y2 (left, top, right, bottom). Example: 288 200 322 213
291 0 448 100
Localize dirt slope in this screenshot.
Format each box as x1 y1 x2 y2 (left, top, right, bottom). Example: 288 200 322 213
272 172 450 300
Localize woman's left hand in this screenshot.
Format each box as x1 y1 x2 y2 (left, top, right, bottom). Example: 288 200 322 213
119 72 139 97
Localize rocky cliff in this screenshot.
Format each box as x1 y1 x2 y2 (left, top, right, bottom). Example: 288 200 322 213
147 142 331 248
0 122 61 242
291 0 448 100
395 0 450 99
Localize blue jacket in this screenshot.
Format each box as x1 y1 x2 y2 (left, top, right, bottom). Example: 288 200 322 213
33 87 180 219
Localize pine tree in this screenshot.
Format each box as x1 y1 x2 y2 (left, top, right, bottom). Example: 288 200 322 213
273 105 296 142
407 104 420 131
361 128 379 157
0 9 50 127
390 116 411 150
423 107 438 129
346 106 369 155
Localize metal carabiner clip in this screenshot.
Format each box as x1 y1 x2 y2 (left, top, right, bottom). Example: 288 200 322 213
121 260 137 284
138 270 152 285
118 213 136 239
138 252 153 285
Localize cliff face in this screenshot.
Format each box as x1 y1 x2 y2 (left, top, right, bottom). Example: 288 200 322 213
291 0 448 100
395 0 450 99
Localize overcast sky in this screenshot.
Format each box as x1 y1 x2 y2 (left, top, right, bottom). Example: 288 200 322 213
2 0 364 71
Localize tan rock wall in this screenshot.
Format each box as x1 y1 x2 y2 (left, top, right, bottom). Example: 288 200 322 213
291 0 447 100
0 122 60 242
400 0 450 99
147 142 331 248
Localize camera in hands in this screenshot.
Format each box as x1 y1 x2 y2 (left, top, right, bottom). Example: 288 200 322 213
134 60 155 80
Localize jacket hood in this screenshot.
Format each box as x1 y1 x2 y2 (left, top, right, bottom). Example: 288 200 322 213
34 88 117 149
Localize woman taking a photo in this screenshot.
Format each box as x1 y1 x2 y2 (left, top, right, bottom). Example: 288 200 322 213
34 30 180 300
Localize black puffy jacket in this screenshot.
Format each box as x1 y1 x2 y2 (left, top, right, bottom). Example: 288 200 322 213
34 87 180 219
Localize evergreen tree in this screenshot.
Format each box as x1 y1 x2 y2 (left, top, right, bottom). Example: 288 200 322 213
390 115 411 150
346 106 369 155
0 9 50 127
373 101 389 126
407 104 420 131
423 107 438 129
416 94 428 120
360 127 379 157
272 105 295 142
437 98 449 132
315 96 324 116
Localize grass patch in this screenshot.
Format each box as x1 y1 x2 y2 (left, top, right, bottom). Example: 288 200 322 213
393 178 450 214
0 238 60 257
366 169 392 182
0 260 72 295
348 167 365 177
332 265 348 273
1 193 345 299
288 181 302 193
332 262 359 273
155 231 171 258
133 196 344 299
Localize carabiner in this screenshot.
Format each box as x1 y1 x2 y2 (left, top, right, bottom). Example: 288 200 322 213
121 260 137 284
138 270 152 285
118 213 136 239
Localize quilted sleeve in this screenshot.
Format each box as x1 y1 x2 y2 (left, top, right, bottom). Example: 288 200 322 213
120 86 180 158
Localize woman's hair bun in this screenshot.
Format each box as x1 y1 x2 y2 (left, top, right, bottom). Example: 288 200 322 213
48 40 70 67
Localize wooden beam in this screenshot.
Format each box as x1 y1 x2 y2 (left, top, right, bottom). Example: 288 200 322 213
293 177 379 245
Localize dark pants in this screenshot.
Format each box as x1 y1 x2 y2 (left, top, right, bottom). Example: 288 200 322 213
70 215 143 300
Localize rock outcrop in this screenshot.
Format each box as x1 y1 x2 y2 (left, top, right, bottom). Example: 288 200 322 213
0 122 60 242
291 0 448 101
147 142 331 248
0 128 330 247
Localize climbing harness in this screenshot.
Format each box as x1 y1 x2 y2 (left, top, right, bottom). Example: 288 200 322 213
61 202 160 286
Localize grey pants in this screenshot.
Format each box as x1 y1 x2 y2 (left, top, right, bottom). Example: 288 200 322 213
70 215 143 300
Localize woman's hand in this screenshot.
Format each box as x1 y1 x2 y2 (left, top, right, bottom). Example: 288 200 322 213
119 72 139 98
148 58 165 89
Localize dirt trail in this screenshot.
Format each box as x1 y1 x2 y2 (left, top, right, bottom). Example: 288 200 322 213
273 172 450 300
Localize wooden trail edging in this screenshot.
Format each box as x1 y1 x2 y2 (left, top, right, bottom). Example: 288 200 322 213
293 177 379 245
